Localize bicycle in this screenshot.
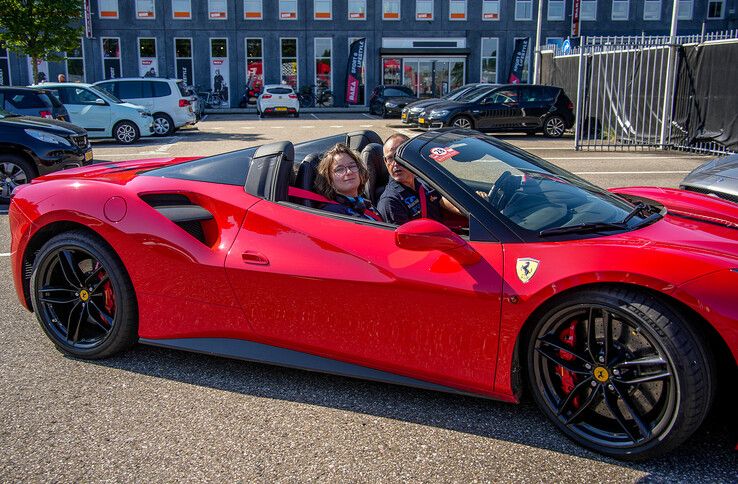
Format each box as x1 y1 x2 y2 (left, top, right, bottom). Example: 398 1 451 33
297 85 334 108
198 89 224 109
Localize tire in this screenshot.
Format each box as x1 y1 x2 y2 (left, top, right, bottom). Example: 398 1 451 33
152 113 174 136
543 115 566 138
259 112 265 119
381 106 388 118
30 230 138 359
526 287 715 460
0 154 35 204
451 115 474 130
112 121 140 144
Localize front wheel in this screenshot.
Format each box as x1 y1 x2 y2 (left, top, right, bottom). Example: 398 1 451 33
0 154 35 203
527 287 715 460
113 121 139 144
543 115 566 138
30 231 138 359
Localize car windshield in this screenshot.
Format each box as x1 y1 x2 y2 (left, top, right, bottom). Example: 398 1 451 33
0 107 13 118
443 85 473 100
456 86 494 103
89 85 123 104
421 134 650 235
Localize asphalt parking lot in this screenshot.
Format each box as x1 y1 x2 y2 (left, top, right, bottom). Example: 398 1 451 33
1 114 736 482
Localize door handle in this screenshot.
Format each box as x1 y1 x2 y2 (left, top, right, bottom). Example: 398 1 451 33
242 251 269 265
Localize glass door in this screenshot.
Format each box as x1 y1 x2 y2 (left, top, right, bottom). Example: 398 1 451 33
418 60 433 97
434 61 449 97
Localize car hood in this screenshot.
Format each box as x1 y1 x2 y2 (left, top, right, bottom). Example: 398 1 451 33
405 98 445 111
385 96 417 106
685 153 738 180
118 102 148 112
0 115 87 135
423 100 468 112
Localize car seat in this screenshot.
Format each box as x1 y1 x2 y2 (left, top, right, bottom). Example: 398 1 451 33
294 153 323 207
362 143 387 205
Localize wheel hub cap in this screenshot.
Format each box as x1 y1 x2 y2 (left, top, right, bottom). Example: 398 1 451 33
593 366 609 383
79 289 90 302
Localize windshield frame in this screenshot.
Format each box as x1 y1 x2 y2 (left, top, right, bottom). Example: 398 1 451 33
89 85 124 104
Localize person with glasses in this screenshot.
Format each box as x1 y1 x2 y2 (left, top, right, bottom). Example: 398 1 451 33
378 133 459 225
314 143 383 221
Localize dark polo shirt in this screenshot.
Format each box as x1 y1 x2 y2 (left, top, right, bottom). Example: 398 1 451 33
377 178 443 225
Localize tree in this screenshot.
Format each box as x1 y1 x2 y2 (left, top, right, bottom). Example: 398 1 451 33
0 0 84 84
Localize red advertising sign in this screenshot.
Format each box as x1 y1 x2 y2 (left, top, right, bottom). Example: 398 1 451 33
571 0 581 37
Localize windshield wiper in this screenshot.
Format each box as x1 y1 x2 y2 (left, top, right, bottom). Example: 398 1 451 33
539 222 626 237
620 202 646 224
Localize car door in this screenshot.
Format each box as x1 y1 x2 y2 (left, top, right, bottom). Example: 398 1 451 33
225 198 504 393
481 88 523 130
519 86 552 128
56 86 110 135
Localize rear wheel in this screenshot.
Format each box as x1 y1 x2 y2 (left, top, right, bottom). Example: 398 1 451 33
153 113 174 136
543 115 566 138
0 154 34 204
527 287 715 460
451 115 474 130
30 231 138 359
113 121 139 144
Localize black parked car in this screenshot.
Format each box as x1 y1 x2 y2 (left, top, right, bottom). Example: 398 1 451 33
368 85 417 118
402 83 494 125
417 84 575 138
0 108 92 203
0 86 69 121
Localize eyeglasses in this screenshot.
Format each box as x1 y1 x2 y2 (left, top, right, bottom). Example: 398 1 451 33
384 155 398 165
333 164 360 176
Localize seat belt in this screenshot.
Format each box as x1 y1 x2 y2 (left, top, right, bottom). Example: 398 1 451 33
287 187 382 221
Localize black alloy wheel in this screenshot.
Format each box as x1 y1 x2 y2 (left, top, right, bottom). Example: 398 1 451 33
544 115 566 138
1 155 34 203
30 231 138 359
527 287 714 460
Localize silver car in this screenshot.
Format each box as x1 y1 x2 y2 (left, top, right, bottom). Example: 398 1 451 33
680 152 738 203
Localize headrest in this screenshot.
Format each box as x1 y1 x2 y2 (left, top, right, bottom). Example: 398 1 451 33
346 130 383 152
362 143 388 205
294 153 323 207
244 141 294 200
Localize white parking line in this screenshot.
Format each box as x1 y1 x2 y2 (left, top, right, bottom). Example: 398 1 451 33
155 136 182 152
360 124 374 128
300 125 316 129
0 253 11 257
310 114 320 120
329 125 344 128
573 170 690 175
271 126 284 129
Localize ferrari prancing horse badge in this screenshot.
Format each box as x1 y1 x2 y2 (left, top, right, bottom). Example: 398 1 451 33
516 258 540 283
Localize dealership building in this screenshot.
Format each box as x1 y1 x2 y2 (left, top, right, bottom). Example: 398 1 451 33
1 0 736 106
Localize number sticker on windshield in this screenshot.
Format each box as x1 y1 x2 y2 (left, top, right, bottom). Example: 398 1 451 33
428 147 459 163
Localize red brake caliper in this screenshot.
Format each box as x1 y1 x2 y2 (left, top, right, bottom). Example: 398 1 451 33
98 271 115 315
557 320 580 408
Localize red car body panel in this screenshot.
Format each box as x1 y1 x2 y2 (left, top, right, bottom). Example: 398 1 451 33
9 156 738 404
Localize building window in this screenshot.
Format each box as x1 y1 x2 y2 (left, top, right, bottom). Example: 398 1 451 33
449 0 466 20
208 0 227 19
99 0 119 18
314 0 332 19
480 37 498 83
612 0 628 19
707 0 724 18
348 0 366 19
314 38 332 91
416 0 433 20
515 0 533 20
279 0 298 19
138 38 158 77
580 0 596 20
0 42 10 86
172 0 191 18
643 0 660 19
383 0 401 19
678 0 693 19
382 58 401 85
174 38 193 84
280 38 298 89
136 0 155 18
101 37 121 79
66 39 85 83
244 0 263 18
482 0 500 20
547 0 564 19
246 38 264 94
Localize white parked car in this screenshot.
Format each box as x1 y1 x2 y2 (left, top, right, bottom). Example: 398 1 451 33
94 78 197 136
38 82 154 144
257 84 299 118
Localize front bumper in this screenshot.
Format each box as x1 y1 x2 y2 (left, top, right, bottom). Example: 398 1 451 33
401 111 423 125
416 115 447 130
384 105 404 117
34 144 93 176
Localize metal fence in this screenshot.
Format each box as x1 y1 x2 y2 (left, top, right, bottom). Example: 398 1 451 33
542 31 738 154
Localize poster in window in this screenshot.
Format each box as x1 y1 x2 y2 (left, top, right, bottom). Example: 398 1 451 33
209 0 227 18
136 0 155 18
210 57 230 107
27 58 49 84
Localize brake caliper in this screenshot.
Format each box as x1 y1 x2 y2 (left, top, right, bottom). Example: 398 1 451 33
557 320 580 408
98 271 115 315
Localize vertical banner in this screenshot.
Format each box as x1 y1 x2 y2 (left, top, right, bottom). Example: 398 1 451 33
571 0 581 37
345 38 366 104
28 58 49 84
210 59 229 106
508 38 530 84
84 0 93 38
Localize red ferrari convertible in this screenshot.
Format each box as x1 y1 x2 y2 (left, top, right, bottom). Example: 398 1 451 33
8 129 738 460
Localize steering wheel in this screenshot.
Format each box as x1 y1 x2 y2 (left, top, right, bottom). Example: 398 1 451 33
488 171 520 211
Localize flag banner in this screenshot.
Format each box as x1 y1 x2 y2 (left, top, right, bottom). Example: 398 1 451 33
508 38 530 84
345 38 366 104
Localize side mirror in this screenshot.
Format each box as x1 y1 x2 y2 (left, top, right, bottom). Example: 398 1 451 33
94 98 107 105
395 219 480 266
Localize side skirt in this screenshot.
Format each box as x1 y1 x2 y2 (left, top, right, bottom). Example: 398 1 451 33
139 337 488 399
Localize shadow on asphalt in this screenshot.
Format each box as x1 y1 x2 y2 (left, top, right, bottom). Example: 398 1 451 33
83 343 736 480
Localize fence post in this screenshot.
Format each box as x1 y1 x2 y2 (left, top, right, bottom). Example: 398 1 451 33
659 0 680 149
574 40 586 151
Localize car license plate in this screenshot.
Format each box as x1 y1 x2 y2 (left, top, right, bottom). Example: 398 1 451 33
419 117 425 124
276 107 287 111
84 150 93 162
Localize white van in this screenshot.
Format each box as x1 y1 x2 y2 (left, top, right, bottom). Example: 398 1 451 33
94 78 197 136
